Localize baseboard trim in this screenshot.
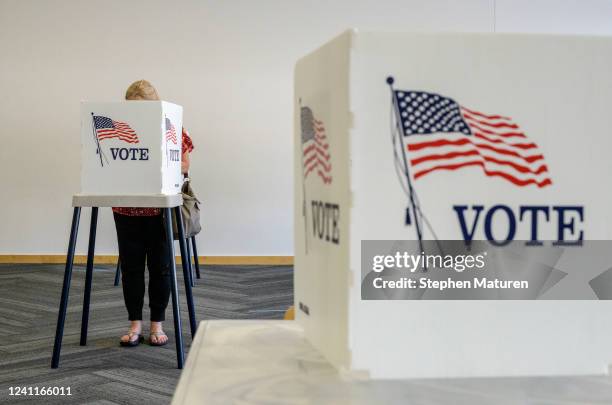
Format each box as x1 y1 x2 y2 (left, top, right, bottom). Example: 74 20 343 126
0 255 294 266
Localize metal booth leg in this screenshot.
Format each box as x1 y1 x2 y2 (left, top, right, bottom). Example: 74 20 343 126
51 207 82 369
185 237 195 287
175 207 197 339
164 208 184 369
114 257 121 286
80 207 98 346
191 236 201 279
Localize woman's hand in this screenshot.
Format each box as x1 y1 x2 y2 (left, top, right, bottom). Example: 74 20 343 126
181 151 190 175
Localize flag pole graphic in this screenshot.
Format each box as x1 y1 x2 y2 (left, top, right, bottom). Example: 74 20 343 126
298 99 309 254
90 112 106 167
387 77 425 262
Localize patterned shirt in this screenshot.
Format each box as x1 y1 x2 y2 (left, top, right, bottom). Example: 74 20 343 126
113 128 194 216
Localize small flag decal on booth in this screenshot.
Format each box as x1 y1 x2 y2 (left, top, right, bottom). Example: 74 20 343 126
391 90 552 188
301 106 332 185
92 115 139 144
165 117 177 144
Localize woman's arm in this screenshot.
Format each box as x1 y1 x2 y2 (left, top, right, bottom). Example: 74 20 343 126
181 151 190 174
181 128 194 175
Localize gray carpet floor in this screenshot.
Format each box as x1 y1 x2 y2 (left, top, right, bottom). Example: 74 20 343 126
0 263 293 404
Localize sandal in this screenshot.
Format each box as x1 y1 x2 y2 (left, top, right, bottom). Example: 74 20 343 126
149 331 168 347
119 331 144 347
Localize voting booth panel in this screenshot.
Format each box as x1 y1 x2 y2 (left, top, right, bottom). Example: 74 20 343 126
80 101 183 195
295 30 612 379
294 32 352 371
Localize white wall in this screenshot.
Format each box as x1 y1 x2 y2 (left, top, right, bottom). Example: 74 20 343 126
1 0 611 256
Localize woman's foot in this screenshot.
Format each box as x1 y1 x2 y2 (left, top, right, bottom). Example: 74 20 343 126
149 321 168 346
120 320 143 346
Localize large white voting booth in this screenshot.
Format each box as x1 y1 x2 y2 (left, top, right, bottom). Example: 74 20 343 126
294 30 612 379
80 101 183 195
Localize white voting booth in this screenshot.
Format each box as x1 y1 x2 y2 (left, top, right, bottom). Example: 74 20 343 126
294 30 612 379
80 101 183 195
51 100 195 371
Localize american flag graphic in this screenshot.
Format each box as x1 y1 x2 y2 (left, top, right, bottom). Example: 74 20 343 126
165 117 177 144
393 90 552 188
93 115 139 144
301 107 331 184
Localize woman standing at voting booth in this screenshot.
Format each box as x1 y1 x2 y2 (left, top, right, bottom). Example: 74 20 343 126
115 80 194 347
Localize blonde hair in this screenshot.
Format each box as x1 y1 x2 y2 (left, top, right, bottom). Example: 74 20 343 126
125 80 160 100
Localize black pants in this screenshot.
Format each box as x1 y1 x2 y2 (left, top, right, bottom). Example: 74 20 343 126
113 213 171 322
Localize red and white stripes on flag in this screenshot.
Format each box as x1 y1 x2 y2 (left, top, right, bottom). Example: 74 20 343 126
393 90 552 188
92 115 139 144
301 106 332 184
165 117 178 144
